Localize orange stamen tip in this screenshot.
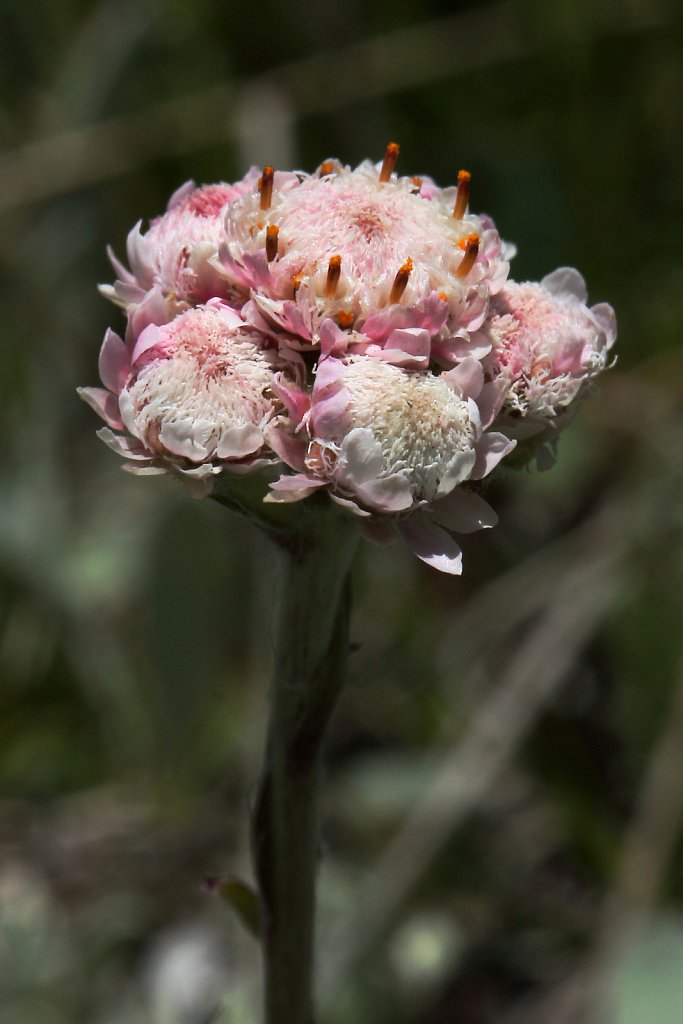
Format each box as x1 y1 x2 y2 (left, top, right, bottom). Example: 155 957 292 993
379 141 400 182
453 169 471 220
320 161 335 176
266 224 279 262
338 311 354 328
390 257 413 304
456 234 479 278
291 273 304 295
457 232 479 251
259 165 275 210
438 291 449 302
325 255 342 297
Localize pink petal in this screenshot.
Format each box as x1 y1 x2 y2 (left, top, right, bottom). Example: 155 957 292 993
166 179 196 210
207 299 244 328
471 432 516 479
126 221 154 288
96 427 152 461
430 487 498 533
123 464 167 476
77 386 123 430
591 302 617 350
355 474 413 513
541 267 587 304
379 327 431 369
265 473 328 503
310 387 351 438
432 331 491 366
477 378 509 429
398 515 463 575
240 251 274 289
158 420 210 461
329 493 372 517
339 428 384 484
264 422 307 470
272 380 310 425
128 286 173 343
131 323 164 366
109 280 145 307
313 355 346 396
436 449 477 496
216 423 263 459
553 338 585 376
442 357 484 400
362 291 448 341
98 329 130 393
106 245 134 284
319 318 350 358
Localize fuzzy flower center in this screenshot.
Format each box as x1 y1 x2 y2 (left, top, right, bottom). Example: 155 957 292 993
340 361 476 502
490 284 571 376
275 170 468 282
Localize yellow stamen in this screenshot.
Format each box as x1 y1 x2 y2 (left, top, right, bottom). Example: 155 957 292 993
456 234 479 278
453 169 471 220
259 166 274 211
390 258 413 303
266 224 279 262
325 255 342 297
379 142 400 183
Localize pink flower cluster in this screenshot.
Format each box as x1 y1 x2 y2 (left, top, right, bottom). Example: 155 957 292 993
80 146 616 573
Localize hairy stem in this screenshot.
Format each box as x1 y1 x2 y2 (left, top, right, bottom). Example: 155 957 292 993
251 508 359 1024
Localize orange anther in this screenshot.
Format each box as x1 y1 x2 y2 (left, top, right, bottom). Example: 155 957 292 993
320 161 335 176
379 142 400 183
455 234 479 278
266 224 279 262
338 311 354 328
390 258 413 304
325 255 342 297
259 166 274 211
453 169 471 220
457 232 479 251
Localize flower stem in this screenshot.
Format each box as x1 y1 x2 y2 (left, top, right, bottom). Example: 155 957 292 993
251 506 359 1024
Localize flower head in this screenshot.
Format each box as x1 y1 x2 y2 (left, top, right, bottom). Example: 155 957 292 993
219 152 512 358
267 356 514 573
81 146 616 571
486 268 616 445
79 302 295 496
102 175 258 326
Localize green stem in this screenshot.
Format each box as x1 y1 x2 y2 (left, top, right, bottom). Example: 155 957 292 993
251 507 359 1024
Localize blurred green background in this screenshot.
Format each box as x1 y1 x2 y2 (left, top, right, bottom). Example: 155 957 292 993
1 0 683 1021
